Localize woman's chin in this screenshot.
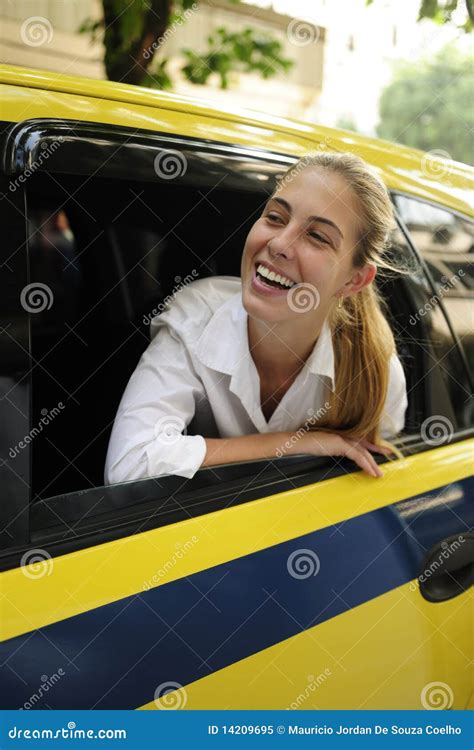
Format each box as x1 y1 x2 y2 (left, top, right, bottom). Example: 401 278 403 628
242 287 291 324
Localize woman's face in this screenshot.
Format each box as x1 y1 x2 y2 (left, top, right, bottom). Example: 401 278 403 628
241 166 372 325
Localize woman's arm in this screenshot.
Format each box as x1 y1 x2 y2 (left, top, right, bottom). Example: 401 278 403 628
203 431 389 478
105 326 207 484
380 353 408 438
106 315 392 483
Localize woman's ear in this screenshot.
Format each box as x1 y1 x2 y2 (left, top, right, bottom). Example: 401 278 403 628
342 263 377 297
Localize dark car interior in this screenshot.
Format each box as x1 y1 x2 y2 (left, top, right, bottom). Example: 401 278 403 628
25 168 429 501
19 120 464 502
26 171 268 499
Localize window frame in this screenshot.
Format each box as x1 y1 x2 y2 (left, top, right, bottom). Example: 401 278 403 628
392 191 473 399
0 167 31 554
1 118 471 570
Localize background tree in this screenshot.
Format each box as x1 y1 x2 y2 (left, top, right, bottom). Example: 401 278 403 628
80 0 293 90
376 45 473 165
367 0 472 31
414 0 472 30
334 114 360 133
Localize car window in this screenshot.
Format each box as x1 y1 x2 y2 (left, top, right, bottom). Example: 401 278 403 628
394 193 473 294
394 194 473 430
25 175 454 495
0 174 31 551
25 167 450 501
3 120 461 556
25 168 273 501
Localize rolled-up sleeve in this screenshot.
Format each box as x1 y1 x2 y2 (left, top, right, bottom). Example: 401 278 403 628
379 353 408 439
104 325 207 484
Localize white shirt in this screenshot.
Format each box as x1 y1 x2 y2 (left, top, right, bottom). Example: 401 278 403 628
105 276 408 483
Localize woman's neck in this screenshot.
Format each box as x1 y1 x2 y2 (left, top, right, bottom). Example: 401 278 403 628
247 315 323 381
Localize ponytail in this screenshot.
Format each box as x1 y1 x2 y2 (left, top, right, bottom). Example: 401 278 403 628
276 151 407 454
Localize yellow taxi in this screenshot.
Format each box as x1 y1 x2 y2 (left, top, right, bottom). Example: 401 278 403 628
0 65 472 711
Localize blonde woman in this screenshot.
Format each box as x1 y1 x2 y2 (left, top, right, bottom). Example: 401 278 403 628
105 152 407 484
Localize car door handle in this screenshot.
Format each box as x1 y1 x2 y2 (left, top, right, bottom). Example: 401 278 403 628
418 532 474 603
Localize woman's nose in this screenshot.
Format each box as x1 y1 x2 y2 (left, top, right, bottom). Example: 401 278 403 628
268 230 297 260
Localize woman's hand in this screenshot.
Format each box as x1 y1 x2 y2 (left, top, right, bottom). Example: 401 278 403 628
295 431 393 478
203 430 394 478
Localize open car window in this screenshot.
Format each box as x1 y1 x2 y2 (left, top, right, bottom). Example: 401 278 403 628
393 193 473 431
1 119 468 560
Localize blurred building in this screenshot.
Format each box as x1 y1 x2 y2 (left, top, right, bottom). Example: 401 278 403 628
0 0 467 131
0 0 325 121
248 0 468 134
0 0 102 79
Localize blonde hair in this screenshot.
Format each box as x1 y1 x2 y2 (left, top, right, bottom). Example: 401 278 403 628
276 152 404 455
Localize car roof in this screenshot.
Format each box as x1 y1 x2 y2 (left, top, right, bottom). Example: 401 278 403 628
1 64 472 217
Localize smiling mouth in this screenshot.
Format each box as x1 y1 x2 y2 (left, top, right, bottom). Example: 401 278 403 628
255 263 297 290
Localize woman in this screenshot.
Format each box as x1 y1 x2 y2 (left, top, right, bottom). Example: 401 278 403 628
105 152 408 484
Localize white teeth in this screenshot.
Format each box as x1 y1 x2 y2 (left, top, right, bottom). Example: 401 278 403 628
256 264 295 288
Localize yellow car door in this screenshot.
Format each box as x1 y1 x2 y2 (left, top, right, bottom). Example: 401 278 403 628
0 87 472 711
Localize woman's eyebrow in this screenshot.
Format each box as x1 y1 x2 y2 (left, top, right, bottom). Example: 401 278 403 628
268 196 344 240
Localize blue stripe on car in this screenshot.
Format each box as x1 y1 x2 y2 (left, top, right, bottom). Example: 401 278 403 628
1 477 472 709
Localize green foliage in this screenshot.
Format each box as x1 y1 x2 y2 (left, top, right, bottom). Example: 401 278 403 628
334 115 360 133
78 17 104 42
376 45 474 165
167 0 200 26
182 27 293 89
80 0 293 90
141 59 174 90
417 0 472 30
366 0 472 31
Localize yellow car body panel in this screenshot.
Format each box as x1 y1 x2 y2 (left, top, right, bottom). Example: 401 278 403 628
1 440 471 642
0 65 472 711
145 583 472 710
1 441 472 709
0 64 472 217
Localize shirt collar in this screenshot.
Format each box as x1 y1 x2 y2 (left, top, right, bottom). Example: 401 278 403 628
302 317 335 390
195 292 247 376
196 292 262 427
195 291 335 390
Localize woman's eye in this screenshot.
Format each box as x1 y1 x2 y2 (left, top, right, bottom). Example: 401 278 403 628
309 231 329 244
266 213 283 223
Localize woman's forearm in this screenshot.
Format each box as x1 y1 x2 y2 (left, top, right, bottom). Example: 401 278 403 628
203 432 296 467
203 430 387 477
